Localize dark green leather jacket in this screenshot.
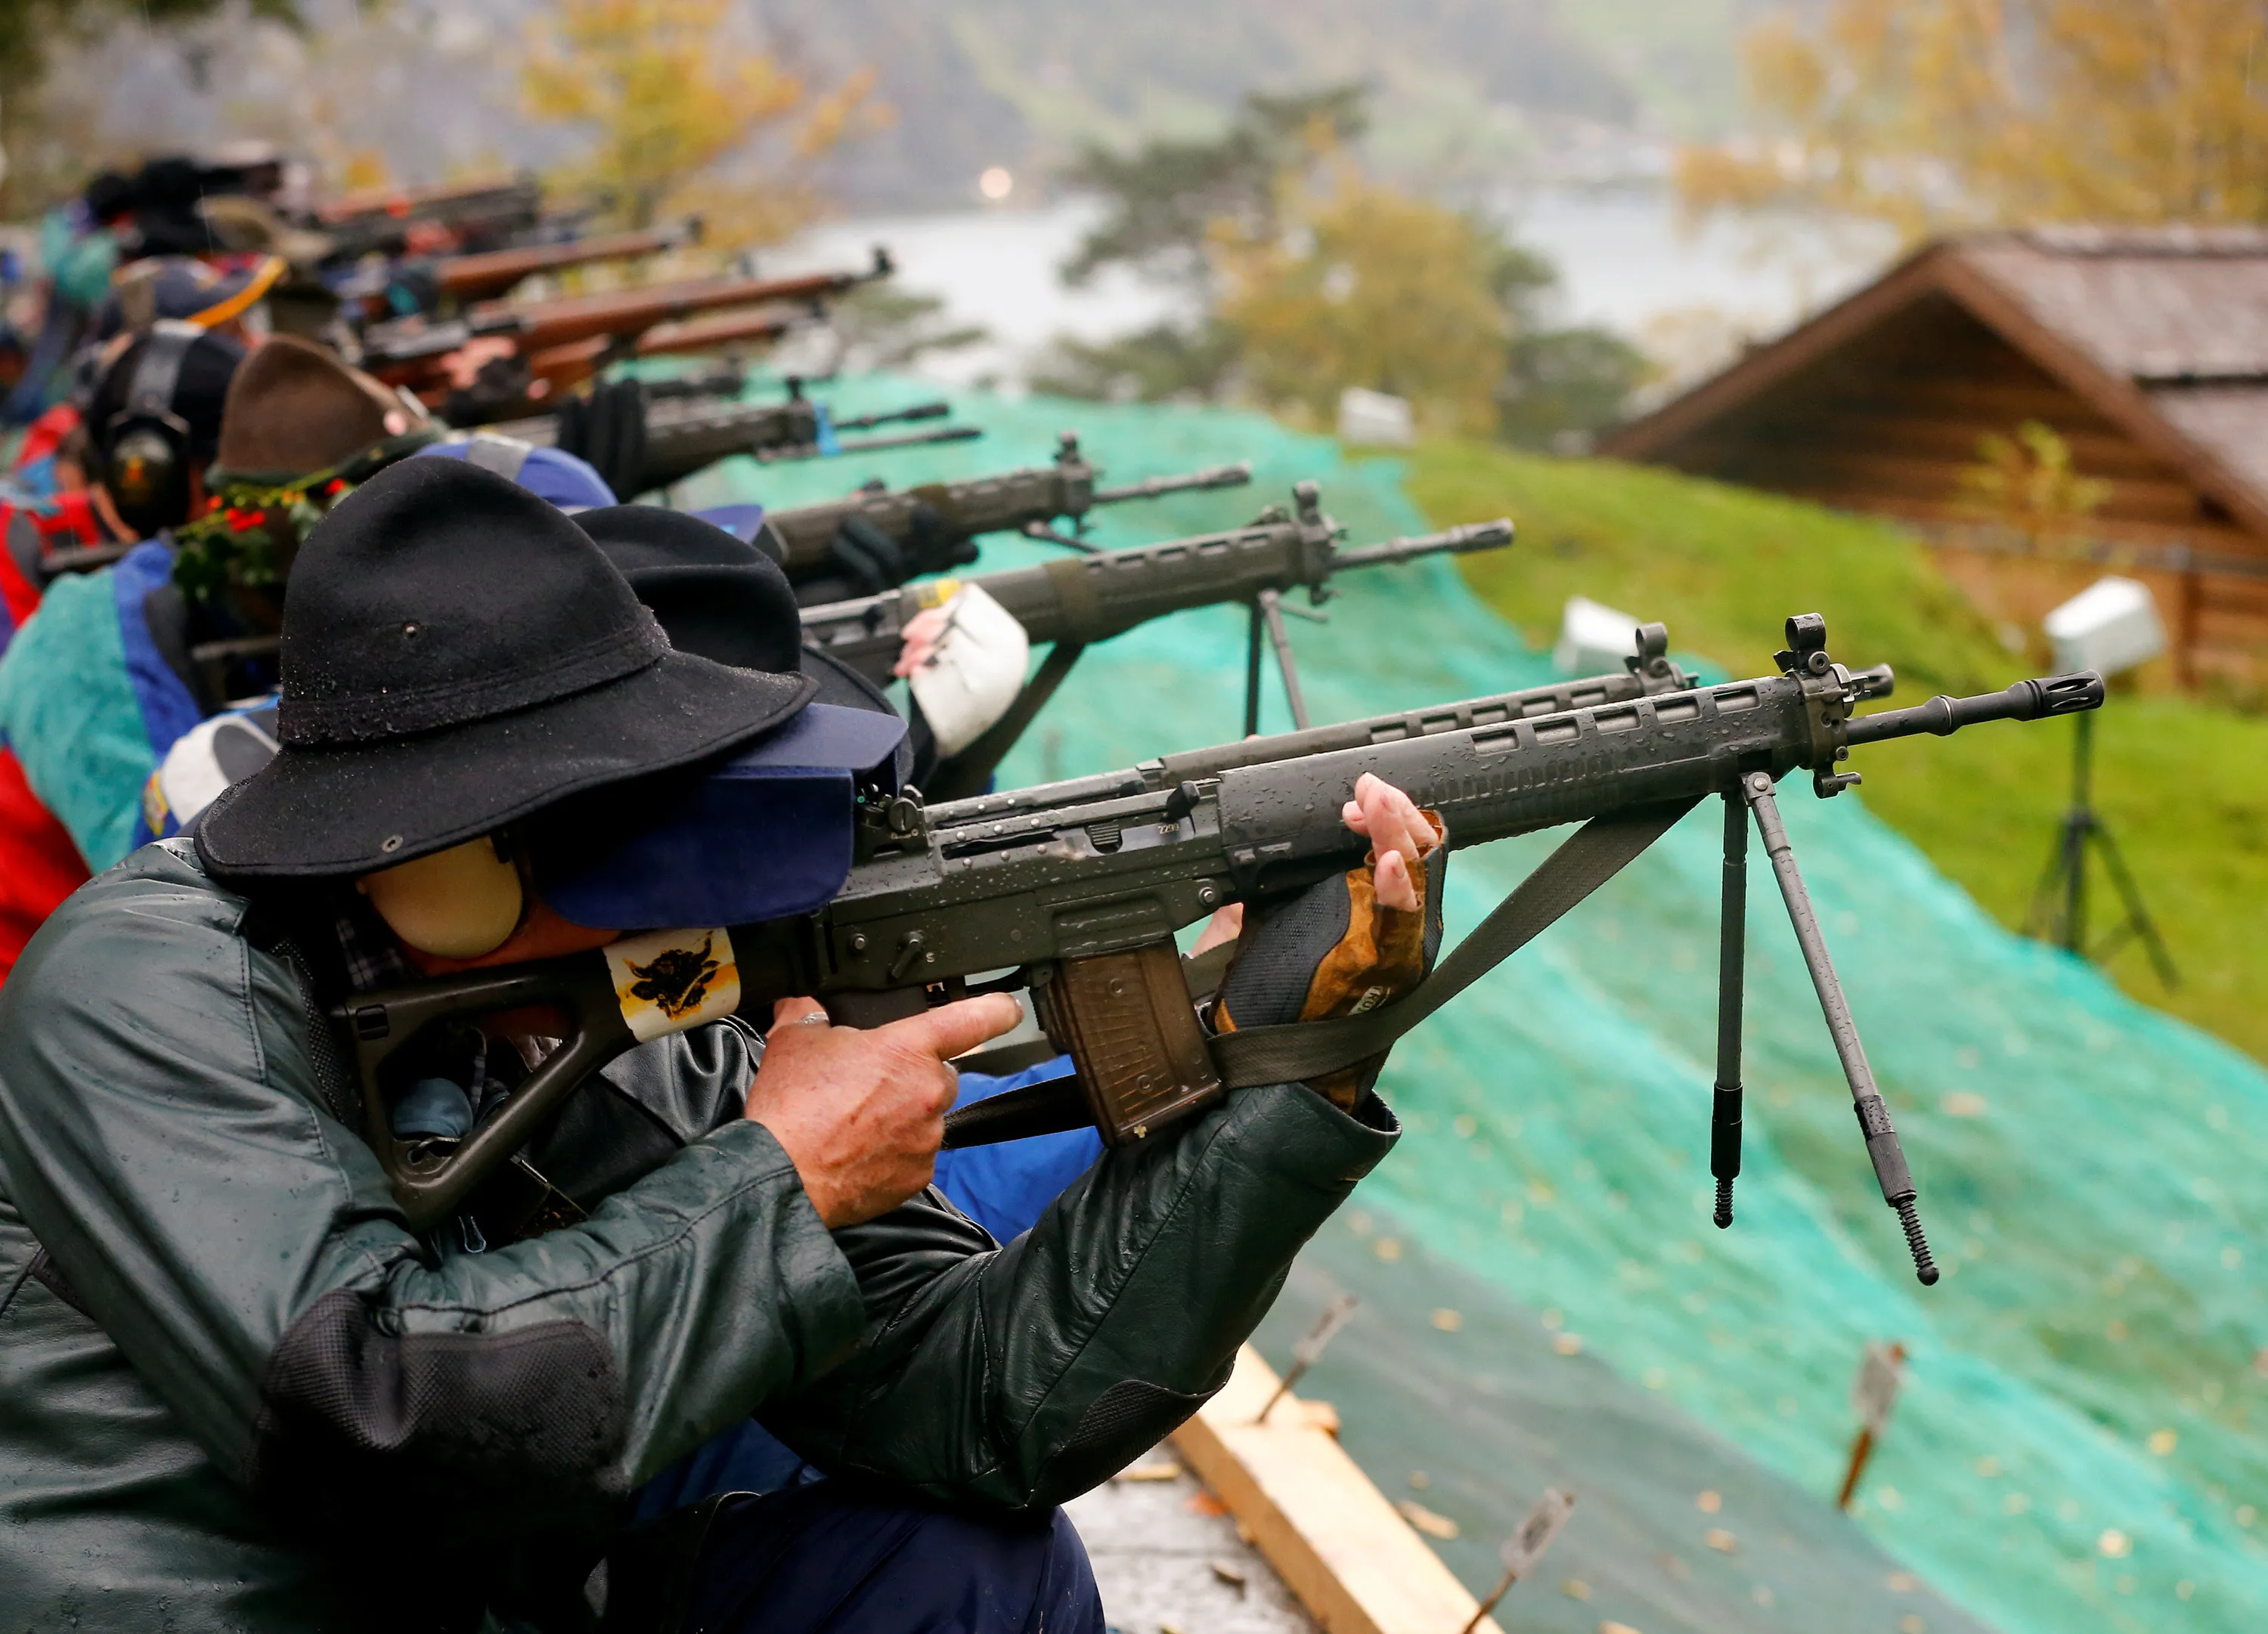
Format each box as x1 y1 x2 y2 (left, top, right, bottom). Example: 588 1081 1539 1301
0 843 1397 1632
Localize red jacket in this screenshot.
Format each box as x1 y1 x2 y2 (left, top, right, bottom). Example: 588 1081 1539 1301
0 493 104 983
0 746 88 984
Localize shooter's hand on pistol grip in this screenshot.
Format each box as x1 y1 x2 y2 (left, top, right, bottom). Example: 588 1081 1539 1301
1212 772 1447 1109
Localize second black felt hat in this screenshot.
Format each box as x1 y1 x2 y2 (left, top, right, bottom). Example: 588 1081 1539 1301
575 503 912 748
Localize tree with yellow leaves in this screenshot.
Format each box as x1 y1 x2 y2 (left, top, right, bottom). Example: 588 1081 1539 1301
521 0 876 243
1210 165 1510 435
1955 420 2115 544
1678 0 2268 237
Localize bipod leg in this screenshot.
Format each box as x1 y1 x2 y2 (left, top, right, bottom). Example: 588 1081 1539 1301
1741 772 1939 1286
2089 821 2180 990
1256 589 1312 731
1711 790 1748 1228
1244 599 1266 737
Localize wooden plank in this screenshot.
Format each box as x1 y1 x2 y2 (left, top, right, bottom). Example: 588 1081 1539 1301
1675 423 2172 487
1756 448 2211 521
1171 1346 1502 1634
1787 486 2268 552
1784 385 2123 440
1755 413 2178 476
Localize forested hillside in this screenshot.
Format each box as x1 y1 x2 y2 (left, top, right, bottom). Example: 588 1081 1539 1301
771 0 1765 206
17 0 1766 212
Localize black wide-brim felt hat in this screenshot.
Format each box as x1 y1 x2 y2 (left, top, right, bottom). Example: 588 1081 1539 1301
197 460 815 878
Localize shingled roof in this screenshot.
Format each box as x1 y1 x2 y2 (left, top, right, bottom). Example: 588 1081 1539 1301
1603 226 2268 540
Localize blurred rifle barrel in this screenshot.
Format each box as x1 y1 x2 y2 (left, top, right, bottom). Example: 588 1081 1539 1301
754 425 982 464
760 432 1251 575
431 218 703 302
493 391 973 493
1092 463 1255 505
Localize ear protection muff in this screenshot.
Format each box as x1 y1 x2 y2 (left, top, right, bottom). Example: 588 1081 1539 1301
101 318 203 537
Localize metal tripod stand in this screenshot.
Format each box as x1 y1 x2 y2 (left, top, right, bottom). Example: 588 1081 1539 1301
2025 712 2177 989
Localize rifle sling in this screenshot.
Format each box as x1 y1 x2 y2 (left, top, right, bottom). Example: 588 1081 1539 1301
1207 797 1699 1090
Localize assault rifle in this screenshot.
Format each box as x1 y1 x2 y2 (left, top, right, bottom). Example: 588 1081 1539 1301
799 478 1512 798
491 390 975 495
355 247 892 389
335 613 2102 1283
760 431 1254 580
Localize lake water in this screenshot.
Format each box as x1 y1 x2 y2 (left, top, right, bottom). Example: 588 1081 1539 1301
760 190 1898 388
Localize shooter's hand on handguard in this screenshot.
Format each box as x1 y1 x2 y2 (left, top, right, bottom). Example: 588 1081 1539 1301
893 583 1031 758
829 501 979 597
748 991 1022 1228
552 376 650 502
1211 772 1447 1109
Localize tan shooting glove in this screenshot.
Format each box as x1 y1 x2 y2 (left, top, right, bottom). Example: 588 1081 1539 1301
1212 811 1447 1109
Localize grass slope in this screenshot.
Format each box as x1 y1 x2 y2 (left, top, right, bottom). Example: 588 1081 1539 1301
1408 441 2268 1061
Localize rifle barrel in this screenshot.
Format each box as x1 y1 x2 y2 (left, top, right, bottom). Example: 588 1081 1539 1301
1330 518 1515 569
833 401 951 432
435 220 701 300
1843 673 2102 746
753 425 983 464
1092 463 1253 506
315 173 534 227
632 306 801 359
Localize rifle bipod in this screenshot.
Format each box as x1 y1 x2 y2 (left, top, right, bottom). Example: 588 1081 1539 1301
1718 771 1940 1285
1244 588 1321 733
1709 791 1747 1229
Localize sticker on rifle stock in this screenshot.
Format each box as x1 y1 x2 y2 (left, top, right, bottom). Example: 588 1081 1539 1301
605 927 740 1042
914 577 962 611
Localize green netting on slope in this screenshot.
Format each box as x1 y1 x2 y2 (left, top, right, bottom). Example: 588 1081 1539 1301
1258 1220 1997 1634
701 374 2268 1634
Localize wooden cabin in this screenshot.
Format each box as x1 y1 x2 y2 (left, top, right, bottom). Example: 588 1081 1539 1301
1600 227 2268 689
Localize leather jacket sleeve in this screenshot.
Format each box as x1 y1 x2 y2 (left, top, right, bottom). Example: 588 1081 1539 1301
764 1081 1399 1510
0 844 869 1541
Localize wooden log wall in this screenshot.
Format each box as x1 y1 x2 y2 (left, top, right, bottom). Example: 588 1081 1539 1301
1644 294 2268 694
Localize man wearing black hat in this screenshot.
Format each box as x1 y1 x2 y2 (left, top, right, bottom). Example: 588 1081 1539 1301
0 457 1440 1631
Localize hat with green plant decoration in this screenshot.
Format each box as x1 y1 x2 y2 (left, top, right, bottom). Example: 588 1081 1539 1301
172 331 441 602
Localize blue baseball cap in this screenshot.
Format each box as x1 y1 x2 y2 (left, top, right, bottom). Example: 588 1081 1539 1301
690 502 766 543
413 434 618 511
529 701 906 930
